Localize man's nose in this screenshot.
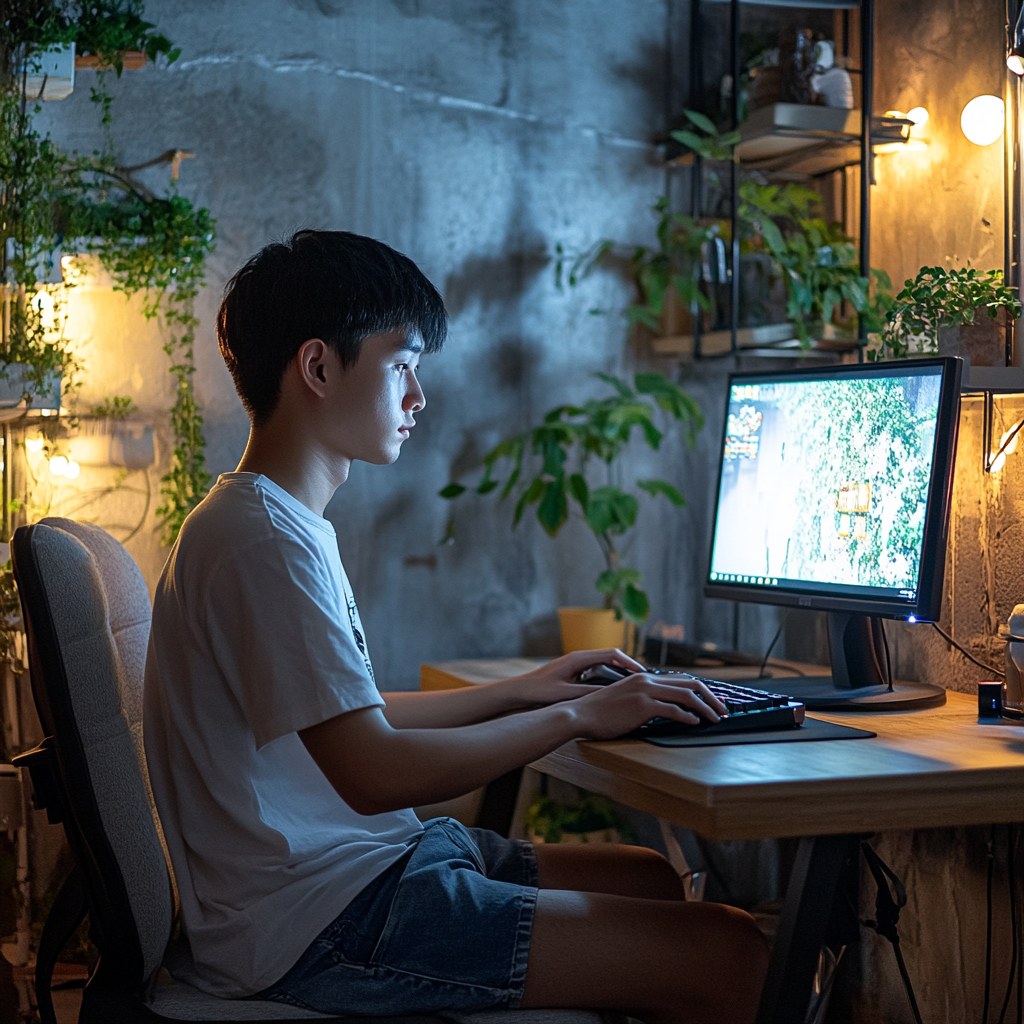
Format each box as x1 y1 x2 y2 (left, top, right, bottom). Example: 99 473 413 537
406 375 425 412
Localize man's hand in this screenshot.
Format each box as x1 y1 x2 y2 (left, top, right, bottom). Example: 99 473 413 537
567 672 728 740
495 648 646 709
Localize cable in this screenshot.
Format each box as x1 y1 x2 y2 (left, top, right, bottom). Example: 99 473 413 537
862 841 923 1024
766 660 806 677
693 835 736 905
880 618 894 691
930 622 1005 678
1000 823 1019 1024
986 825 996 1024
758 611 789 679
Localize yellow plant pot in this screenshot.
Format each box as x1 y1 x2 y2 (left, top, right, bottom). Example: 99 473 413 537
557 607 636 655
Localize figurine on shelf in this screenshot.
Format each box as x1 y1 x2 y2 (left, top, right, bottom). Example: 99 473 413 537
780 28 817 105
810 41 855 109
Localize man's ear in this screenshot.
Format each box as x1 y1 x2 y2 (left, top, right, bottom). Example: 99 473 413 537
295 338 331 397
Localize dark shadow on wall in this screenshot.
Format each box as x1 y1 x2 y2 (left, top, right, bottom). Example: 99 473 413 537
443 245 550 318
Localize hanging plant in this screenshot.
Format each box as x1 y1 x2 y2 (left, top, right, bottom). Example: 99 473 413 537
0 1 179 80
0 1 215 545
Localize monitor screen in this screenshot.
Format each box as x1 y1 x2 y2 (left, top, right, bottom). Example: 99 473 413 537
704 357 962 620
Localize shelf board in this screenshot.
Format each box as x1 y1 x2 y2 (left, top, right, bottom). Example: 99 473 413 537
733 105 909 175
652 322 859 358
962 365 1024 394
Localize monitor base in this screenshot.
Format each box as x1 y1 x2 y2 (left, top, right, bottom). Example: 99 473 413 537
761 675 947 711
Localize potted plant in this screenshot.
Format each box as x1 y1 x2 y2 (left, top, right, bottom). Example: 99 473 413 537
523 790 636 845
877 265 1022 364
439 371 702 651
739 180 892 344
556 198 717 340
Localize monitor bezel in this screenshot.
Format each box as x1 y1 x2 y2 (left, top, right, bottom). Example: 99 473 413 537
703 356 963 621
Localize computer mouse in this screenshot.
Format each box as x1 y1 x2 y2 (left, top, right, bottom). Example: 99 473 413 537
574 664 631 685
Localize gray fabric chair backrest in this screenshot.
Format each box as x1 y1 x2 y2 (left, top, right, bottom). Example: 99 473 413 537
29 519 172 980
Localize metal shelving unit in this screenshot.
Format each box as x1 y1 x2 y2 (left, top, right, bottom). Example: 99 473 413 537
672 0 874 360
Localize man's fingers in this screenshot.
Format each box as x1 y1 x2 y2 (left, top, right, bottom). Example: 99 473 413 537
650 683 720 721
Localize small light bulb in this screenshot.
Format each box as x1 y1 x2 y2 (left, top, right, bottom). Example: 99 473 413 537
1010 54 1024 76
908 615 918 623
25 436 44 453
49 455 68 477
64 459 80 480
907 106 929 125
961 95 1005 146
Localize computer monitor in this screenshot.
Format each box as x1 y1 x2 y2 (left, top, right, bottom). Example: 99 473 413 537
704 356 963 709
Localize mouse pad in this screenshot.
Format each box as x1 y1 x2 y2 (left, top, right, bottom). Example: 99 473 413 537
643 716 876 747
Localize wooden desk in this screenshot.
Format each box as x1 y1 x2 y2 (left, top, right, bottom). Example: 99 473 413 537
534 690 1024 839
421 659 1024 1023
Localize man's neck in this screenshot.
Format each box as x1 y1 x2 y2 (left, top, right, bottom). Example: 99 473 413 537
236 425 350 517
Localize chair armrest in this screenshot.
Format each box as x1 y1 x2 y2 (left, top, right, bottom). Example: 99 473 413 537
14 737 66 824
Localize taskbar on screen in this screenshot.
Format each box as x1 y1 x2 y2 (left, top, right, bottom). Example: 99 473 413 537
707 571 917 604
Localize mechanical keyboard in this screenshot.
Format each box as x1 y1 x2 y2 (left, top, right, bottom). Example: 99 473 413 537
575 664 806 737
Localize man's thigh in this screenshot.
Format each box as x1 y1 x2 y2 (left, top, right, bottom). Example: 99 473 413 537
521 889 767 1024
534 842 685 900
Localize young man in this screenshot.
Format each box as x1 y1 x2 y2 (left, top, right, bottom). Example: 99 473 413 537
144 230 768 1024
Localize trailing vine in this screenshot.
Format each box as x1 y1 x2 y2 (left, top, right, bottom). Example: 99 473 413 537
66 187 216 542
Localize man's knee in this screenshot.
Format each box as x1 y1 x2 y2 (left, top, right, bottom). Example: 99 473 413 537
712 904 770 970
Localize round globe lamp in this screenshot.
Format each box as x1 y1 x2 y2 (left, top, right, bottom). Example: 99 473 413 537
961 95 1004 146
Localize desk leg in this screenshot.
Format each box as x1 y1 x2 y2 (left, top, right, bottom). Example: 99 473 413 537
756 833 858 1024
475 767 524 838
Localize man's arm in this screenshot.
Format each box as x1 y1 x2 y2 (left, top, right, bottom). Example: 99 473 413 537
300 672 727 814
379 648 645 729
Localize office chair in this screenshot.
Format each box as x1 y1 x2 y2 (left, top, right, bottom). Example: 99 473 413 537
11 518 610 1024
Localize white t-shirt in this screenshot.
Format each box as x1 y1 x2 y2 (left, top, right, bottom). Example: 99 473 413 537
144 472 423 997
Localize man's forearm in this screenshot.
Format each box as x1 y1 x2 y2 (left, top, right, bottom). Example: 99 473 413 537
301 702 580 814
380 680 529 729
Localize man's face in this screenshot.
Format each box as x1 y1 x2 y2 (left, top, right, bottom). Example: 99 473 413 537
324 328 425 466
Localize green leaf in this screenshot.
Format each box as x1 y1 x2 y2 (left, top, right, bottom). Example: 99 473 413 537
637 479 686 506
622 583 650 624
595 372 633 398
671 129 710 155
513 477 545 526
439 483 466 499
476 479 499 495
568 472 589 511
640 417 663 449
595 567 643 596
683 109 717 135
537 478 568 535
585 487 616 535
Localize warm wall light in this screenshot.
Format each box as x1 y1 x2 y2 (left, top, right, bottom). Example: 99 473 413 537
25 436 44 454
907 106 929 125
1010 1 1024 74
990 422 1023 473
961 95 1005 146
48 455 80 479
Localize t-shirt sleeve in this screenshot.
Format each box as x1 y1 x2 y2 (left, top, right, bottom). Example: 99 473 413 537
200 533 383 749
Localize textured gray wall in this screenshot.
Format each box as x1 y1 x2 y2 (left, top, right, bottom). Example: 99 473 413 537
32 0 752 691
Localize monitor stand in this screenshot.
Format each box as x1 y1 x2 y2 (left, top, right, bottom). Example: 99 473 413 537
763 612 946 711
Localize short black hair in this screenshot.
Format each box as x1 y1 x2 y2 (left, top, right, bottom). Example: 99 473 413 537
217 230 447 423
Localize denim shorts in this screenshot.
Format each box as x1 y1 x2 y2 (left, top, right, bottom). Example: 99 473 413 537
261 817 539 1016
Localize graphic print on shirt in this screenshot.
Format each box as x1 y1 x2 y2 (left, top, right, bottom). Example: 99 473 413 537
343 578 375 683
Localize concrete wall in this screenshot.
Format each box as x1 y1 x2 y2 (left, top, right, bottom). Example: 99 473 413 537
32 0 731 689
